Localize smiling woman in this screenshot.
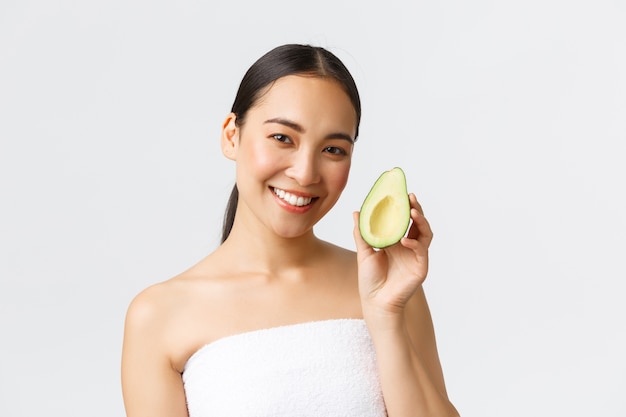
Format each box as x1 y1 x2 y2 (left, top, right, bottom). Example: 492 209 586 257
222 74 355 239
220 44 361 242
121 44 460 417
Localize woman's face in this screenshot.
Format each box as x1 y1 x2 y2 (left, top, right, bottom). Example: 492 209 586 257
223 74 357 239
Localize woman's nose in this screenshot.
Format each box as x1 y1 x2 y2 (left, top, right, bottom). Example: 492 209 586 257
285 149 321 186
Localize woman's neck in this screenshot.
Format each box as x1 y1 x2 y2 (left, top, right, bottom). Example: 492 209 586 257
218 221 327 277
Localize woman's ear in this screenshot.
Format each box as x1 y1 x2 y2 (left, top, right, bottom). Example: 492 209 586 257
221 113 239 160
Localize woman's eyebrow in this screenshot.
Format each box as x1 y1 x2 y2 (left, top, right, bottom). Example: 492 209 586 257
326 132 355 144
264 117 354 144
264 117 304 133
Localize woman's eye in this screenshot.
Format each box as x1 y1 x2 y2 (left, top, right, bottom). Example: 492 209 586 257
272 134 292 144
324 146 347 156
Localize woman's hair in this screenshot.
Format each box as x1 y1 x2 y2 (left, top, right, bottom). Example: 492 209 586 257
221 43 362 243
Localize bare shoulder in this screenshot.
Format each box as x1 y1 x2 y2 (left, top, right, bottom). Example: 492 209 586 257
122 278 199 417
124 259 231 332
125 252 226 328
126 281 166 319
125 279 187 331
318 239 358 265
123 279 190 369
123 267 228 373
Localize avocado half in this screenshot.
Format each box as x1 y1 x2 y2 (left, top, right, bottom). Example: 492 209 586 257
358 167 411 248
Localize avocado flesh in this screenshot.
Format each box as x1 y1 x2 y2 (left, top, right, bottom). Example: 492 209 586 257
359 167 410 248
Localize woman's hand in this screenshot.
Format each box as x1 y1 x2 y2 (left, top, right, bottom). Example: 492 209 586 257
353 193 433 316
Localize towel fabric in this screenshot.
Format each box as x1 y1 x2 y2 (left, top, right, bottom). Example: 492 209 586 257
182 318 387 416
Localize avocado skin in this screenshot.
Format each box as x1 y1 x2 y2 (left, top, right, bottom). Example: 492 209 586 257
358 167 411 249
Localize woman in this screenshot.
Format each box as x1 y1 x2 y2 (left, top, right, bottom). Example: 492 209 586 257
121 43 459 417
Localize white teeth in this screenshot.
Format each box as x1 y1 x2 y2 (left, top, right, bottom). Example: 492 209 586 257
273 188 313 207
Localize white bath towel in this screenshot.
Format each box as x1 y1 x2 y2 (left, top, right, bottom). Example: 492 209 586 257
182 318 387 417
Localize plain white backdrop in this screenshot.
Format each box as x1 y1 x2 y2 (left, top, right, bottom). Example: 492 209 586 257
1 1 624 416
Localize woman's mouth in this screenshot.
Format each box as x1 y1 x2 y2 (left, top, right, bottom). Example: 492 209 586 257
271 187 316 207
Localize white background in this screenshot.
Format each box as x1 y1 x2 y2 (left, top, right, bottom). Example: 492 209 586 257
1 1 625 416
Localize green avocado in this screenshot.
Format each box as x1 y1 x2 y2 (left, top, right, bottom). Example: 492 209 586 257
358 167 411 248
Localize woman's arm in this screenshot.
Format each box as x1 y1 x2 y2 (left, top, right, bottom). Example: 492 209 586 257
362 287 458 417
353 194 459 417
121 288 189 417
404 285 449 398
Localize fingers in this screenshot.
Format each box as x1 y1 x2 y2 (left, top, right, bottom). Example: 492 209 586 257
400 235 430 275
406 193 434 248
352 211 376 255
409 193 424 215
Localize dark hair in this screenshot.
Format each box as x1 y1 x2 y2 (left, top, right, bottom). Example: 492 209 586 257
221 44 362 243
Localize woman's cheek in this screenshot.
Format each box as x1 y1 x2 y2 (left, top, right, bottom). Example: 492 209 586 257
245 143 282 174
331 161 351 192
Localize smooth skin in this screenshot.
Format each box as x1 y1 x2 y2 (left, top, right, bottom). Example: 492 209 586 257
121 75 459 417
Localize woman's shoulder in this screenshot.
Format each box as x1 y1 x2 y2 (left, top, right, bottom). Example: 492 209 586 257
123 259 233 369
125 257 226 324
318 239 358 267
315 237 355 256
124 278 188 334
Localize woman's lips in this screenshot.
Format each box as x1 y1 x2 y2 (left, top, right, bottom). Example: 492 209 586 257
271 187 317 207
